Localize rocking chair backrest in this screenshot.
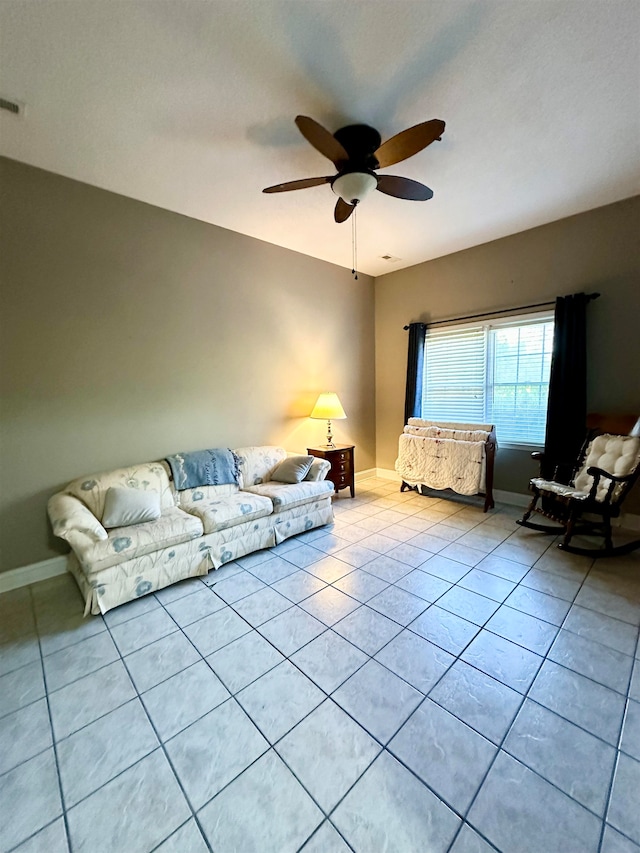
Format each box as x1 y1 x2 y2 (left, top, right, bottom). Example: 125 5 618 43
586 413 640 437
573 434 640 503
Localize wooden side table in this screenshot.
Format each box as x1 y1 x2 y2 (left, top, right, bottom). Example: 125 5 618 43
307 444 355 498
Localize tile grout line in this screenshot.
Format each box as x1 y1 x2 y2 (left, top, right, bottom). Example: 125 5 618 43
206 516 506 842
198 492 636 843
29 580 251 850
1 529 630 764
146 579 366 846
443 539 619 853
330 507 620 851
178 566 441 847
28 583 74 853
313 523 635 760
2 492 639 852
46 564 636 844
97 605 219 853
265 544 639 711
597 624 640 853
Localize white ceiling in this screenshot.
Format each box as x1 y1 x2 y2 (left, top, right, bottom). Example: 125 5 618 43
1 1 639 277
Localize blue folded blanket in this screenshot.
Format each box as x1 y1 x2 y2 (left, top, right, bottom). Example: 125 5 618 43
166 448 239 491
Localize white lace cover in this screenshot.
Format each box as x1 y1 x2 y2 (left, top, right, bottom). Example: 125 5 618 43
395 430 489 495
408 418 493 432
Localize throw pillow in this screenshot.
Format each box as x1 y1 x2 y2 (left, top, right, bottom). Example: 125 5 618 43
271 455 315 484
102 488 161 528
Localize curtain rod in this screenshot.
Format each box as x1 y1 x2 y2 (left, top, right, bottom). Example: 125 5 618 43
403 292 600 330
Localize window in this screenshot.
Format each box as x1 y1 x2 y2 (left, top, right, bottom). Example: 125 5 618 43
421 313 554 446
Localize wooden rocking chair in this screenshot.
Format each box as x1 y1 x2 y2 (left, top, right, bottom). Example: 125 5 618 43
517 415 640 557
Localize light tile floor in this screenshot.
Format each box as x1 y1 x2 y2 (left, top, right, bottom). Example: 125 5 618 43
1 478 640 852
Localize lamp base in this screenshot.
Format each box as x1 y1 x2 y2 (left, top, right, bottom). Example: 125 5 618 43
326 419 335 448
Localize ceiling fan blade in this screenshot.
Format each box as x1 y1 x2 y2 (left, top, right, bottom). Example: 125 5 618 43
295 115 349 166
376 175 434 201
263 176 333 193
374 119 445 169
334 198 355 223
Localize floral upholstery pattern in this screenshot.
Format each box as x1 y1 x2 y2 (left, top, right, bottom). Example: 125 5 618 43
234 446 287 487
66 461 176 520
68 514 281 614
305 459 332 482
205 514 277 568
179 491 273 534
67 541 212 616
244 479 334 511
273 498 334 544
176 483 239 505
71 507 203 574
48 493 108 543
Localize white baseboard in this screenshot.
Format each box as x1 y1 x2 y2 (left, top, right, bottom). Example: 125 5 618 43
0 555 68 594
355 468 377 482
373 473 640 530
376 468 402 481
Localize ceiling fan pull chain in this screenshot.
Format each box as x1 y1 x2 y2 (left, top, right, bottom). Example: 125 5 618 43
352 204 358 280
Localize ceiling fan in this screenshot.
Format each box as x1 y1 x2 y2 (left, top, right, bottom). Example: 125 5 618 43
263 115 445 223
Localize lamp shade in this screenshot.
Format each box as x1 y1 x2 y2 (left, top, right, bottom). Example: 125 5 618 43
310 392 347 420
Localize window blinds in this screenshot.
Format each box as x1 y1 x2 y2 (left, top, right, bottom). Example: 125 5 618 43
421 315 554 445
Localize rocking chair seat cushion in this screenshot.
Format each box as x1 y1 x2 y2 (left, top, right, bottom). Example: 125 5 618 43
530 478 590 501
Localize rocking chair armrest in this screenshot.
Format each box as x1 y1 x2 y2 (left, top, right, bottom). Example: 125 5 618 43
586 466 635 484
529 451 576 483
585 465 634 505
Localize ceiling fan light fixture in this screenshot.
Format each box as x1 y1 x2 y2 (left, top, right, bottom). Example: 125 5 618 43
331 171 377 204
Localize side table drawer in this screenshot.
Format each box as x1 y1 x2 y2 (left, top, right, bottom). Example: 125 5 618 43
333 460 352 475
307 445 355 499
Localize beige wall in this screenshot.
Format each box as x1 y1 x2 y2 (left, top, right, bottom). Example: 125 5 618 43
375 196 640 509
0 157 376 572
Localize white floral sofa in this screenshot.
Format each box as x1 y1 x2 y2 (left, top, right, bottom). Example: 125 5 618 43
47 446 334 615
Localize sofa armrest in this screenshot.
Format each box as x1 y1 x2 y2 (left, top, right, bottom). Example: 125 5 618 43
305 459 331 482
48 493 108 543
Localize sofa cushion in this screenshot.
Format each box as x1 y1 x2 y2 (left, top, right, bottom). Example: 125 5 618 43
176 483 239 505
234 446 287 487
66 461 176 520
244 479 334 511
102 487 161 528
271 455 315 484
74 506 203 574
180 492 273 534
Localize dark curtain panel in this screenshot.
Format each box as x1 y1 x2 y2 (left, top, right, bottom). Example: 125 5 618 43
542 293 589 479
404 322 427 424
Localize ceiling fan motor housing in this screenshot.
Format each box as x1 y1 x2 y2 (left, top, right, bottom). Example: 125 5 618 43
333 124 382 169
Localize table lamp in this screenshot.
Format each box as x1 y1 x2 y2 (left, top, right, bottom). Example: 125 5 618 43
310 392 347 448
